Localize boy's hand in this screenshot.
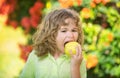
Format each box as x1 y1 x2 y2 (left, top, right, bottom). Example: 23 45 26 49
71 44 83 67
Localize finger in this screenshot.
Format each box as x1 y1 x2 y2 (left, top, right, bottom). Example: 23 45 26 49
75 45 79 56
78 44 82 57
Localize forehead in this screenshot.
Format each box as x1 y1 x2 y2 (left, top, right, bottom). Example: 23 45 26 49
59 18 78 29
59 17 77 26
64 18 76 25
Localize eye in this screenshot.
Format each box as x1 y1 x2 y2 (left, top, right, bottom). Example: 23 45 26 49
60 28 67 32
72 29 78 32
61 30 67 32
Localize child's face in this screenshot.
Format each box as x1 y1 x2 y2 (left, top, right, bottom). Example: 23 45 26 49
56 18 78 53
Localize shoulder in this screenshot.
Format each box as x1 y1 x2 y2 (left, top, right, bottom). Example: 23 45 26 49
27 50 38 61
29 50 37 57
28 50 49 61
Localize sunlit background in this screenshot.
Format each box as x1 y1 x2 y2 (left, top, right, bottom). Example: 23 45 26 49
0 0 120 78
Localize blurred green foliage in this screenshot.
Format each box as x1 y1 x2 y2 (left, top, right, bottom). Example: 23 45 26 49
80 0 120 78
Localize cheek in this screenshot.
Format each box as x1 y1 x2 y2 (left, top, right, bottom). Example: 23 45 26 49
56 34 64 46
56 35 65 51
56 39 65 53
74 33 79 40
56 32 65 40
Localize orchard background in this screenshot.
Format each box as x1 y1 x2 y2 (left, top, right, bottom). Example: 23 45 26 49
0 0 120 78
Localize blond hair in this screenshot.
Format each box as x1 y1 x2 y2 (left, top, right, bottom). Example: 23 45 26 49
32 8 84 57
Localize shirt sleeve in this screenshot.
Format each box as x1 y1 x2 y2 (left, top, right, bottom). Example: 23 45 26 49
80 59 87 78
19 51 37 78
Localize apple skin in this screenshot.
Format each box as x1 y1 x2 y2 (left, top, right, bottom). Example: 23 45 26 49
64 42 79 56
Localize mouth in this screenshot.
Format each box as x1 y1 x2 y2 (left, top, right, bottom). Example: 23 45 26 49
64 42 69 47
64 41 74 47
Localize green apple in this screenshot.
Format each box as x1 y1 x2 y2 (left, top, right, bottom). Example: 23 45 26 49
64 42 79 56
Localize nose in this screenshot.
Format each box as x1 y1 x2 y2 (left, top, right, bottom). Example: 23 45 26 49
67 31 74 38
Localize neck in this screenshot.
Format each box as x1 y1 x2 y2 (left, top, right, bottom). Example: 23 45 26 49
53 52 63 59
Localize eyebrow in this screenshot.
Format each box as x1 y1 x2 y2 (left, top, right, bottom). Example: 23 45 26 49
61 26 78 29
60 27 78 30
